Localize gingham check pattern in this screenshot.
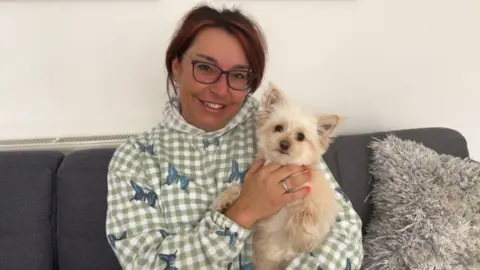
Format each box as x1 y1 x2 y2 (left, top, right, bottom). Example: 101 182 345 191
105 97 363 269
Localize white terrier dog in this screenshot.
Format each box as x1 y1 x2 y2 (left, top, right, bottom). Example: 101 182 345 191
212 82 340 270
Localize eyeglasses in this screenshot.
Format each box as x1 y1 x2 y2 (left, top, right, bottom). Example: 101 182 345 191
183 55 253 91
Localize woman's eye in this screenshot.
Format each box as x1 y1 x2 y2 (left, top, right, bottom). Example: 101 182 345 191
274 125 283 132
198 64 212 72
232 72 245 80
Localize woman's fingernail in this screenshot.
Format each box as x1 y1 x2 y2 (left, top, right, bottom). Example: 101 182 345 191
307 171 312 178
306 186 311 192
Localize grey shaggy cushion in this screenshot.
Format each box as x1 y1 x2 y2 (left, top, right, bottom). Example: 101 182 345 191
362 134 480 270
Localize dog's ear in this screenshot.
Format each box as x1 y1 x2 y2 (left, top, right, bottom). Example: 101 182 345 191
260 81 286 110
257 82 287 126
316 114 340 147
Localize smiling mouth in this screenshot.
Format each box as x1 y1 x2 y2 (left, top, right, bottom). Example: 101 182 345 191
198 98 226 110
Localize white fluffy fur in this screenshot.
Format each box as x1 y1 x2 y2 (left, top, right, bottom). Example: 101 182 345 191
212 82 341 269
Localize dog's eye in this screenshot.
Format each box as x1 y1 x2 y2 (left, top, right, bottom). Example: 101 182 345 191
296 132 305 141
274 125 283 132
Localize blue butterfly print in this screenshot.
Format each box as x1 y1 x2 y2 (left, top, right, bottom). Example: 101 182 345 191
137 141 155 155
215 227 238 248
227 160 248 184
107 231 127 249
159 229 170 238
166 163 190 192
335 187 349 202
241 262 253 270
158 250 178 270
129 180 158 208
202 137 220 148
238 252 253 270
202 139 209 148
345 258 351 270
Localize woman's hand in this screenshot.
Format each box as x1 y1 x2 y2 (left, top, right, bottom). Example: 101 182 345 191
225 159 311 229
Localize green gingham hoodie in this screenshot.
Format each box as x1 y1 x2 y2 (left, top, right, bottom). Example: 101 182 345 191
105 96 364 270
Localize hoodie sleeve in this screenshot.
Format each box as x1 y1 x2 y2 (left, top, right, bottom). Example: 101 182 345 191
105 139 250 270
285 158 364 270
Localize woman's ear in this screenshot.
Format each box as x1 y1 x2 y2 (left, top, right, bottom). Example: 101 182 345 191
171 57 181 82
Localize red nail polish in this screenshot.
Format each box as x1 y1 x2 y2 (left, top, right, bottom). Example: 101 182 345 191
306 186 311 192
307 171 312 178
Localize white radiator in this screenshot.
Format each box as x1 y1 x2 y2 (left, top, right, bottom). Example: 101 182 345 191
0 133 137 153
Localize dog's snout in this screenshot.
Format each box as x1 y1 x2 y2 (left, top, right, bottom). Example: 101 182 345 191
279 140 290 150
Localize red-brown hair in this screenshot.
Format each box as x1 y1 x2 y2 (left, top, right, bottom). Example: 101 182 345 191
165 4 267 95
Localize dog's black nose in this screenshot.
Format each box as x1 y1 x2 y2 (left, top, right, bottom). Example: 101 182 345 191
279 140 290 150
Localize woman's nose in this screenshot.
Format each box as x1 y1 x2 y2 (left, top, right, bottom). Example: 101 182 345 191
210 75 229 95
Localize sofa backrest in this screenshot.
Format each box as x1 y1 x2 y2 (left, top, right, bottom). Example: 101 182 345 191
56 149 120 270
0 127 470 269
0 151 63 270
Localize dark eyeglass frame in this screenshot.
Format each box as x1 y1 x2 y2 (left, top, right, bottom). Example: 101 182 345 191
183 54 254 91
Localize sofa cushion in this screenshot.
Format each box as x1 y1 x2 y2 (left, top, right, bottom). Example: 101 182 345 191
56 148 121 270
322 127 470 234
0 150 64 270
362 134 480 269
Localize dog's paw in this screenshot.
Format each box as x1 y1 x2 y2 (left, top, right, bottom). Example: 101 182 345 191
211 185 242 212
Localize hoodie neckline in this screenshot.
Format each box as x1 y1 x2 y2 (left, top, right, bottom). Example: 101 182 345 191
160 96 259 139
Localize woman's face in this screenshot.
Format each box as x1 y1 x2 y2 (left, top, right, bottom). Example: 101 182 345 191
172 27 251 132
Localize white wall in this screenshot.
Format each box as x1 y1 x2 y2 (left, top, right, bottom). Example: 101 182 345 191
0 0 479 159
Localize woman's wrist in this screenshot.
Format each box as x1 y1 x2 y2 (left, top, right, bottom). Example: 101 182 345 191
224 201 255 230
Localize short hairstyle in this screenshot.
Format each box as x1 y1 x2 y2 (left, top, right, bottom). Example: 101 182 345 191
165 4 268 95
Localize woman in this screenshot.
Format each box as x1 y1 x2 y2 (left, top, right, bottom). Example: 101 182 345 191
106 4 363 270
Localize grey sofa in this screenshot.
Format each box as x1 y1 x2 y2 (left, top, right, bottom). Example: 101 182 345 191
0 127 471 270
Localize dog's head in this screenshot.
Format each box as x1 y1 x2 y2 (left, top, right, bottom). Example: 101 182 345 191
256 82 340 165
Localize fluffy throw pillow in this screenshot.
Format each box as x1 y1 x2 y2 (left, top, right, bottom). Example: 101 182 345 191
362 134 480 270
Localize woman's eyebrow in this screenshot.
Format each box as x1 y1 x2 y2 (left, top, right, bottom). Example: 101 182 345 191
195 53 249 70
